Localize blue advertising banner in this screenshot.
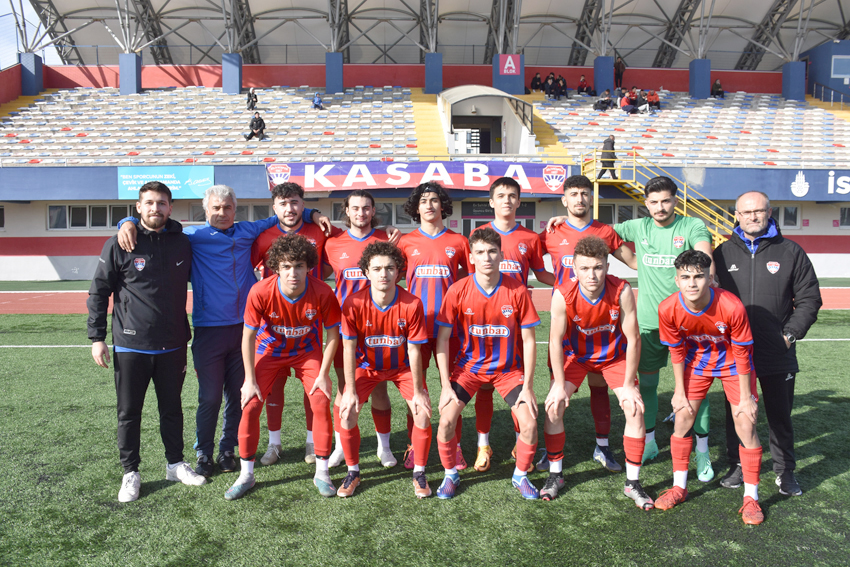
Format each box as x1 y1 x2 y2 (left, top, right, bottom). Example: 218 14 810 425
117 166 215 200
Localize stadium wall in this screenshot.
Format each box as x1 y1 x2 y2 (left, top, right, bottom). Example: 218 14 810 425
0 64 22 104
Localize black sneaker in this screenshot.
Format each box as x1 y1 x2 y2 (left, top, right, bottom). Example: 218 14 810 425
719 464 743 489
776 471 803 496
217 451 238 473
195 454 214 477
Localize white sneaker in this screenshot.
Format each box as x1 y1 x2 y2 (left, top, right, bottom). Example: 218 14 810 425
328 444 345 468
377 447 397 468
118 471 141 502
261 443 282 466
166 461 207 486
304 442 316 464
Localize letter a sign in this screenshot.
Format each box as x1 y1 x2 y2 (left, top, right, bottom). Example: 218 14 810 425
500 54 520 75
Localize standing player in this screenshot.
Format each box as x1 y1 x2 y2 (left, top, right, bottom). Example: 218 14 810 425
539 174 637 473
613 177 715 476
434 227 541 499
397 182 470 470
655 250 763 525
468 176 554 473
323 190 396 468
226 234 341 500
542 236 653 509
337 242 433 498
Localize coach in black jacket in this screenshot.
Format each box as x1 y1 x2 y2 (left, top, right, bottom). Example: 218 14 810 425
88 181 204 503
714 190 822 497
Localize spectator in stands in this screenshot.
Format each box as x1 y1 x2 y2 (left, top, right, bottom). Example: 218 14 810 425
245 112 266 141
600 135 618 180
544 76 556 99
620 93 637 114
647 90 661 111
712 79 725 99
530 73 543 92
594 89 614 111
637 90 650 113
555 77 568 100
577 75 592 95
615 57 626 89
312 92 324 110
246 88 257 111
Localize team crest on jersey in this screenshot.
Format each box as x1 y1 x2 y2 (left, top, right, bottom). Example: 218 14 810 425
715 321 728 334
609 309 620 321
397 318 407 329
134 258 145 271
501 305 514 318
305 309 317 320
518 243 528 255
673 236 685 249
767 261 780 274
307 238 317 247
543 165 567 192
445 247 456 258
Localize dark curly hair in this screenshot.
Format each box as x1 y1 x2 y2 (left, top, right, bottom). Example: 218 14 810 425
402 182 452 223
271 182 304 201
573 236 610 261
342 189 379 229
358 241 405 275
468 226 501 250
267 233 319 272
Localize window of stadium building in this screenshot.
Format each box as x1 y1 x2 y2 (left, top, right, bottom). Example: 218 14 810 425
48 204 133 230
772 205 800 229
332 201 394 226
840 208 850 228
0 206 4 230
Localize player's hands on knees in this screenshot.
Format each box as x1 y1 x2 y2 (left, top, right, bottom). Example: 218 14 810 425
671 389 694 416
618 385 645 417
117 222 137 252
734 395 759 425
91 341 110 368
310 372 332 400
339 389 359 421
545 216 568 233
544 384 568 421
240 381 262 409
514 387 538 419
413 390 432 418
438 386 460 414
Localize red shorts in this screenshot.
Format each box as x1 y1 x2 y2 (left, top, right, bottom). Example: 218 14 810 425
683 367 758 406
450 368 525 407
562 356 638 390
354 367 425 402
255 351 322 398
419 337 461 372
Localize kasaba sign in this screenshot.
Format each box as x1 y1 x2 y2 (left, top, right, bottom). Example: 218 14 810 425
266 161 570 193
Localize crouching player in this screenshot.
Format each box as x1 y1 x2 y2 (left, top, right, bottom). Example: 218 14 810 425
337 242 433 498
434 227 541 499
543 236 653 508
226 234 341 500
656 250 764 525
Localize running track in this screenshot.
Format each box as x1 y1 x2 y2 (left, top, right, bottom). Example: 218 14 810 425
1 288 848 315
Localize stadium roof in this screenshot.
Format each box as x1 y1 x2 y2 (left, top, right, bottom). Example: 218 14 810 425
15 1 850 71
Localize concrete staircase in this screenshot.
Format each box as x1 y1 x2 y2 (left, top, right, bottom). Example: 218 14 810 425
409 88 449 158
516 93 572 161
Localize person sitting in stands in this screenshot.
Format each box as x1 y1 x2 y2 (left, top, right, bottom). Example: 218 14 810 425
544 77 556 99
594 90 614 111
620 94 637 114
647 90 661 111
637 90 650 114
711 80 725 99
245 112 266 141
577 75 592 95
312 92 324 110
555 78 568 100
247 88 257 111
530 73 542 92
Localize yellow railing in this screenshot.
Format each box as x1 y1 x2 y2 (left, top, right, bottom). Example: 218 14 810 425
580 149 734 247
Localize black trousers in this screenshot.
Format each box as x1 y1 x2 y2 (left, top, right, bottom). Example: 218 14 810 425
246 129 265 140
599 160 618 179
725 372 796 474
114 348 187 473
615 72 624 89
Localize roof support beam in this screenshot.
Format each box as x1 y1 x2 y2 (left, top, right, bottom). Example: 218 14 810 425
652 0 701 68
483 0 522 64
568 0 602 66
27 0 85 64
735 0 799 70
328 0 352 63
228 0 261 63
130 0 174 64
419 0 438 63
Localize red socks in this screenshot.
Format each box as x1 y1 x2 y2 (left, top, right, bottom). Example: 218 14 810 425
412 425 432 467
438 436 457 469
514 439 537 472
339 425 361 467
589 386 611 438
670 435 693 472
623 435 646 467
303 390 314 431
475 388 494 433
739 445 763 486
544 431 566 462
372 407 392 434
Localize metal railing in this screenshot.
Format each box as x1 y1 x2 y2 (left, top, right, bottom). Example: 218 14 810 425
812 83 849 110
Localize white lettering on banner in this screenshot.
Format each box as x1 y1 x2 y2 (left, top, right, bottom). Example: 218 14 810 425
365 335 406 347
343 164 377 187
386 163 411 186
503 164 531 190
464 163 490 187
420 162 454 185
304 164 335 188
503 56 517 74
828 171 850 195
469 324 510 338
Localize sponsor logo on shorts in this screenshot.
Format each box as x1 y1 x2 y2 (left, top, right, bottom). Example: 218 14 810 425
415 265 450 278
445 247 456 258
343 267 366 280
501 305 514 317
469 324 510 338
673 236 685 249
767 261 780 274
134 258 145 271
499 260 523 273
518 243 528 255
305 309 317 320
642 254 677 268
715 321 728 334
271 325 312 338
365 335 405 347
561 256 574 268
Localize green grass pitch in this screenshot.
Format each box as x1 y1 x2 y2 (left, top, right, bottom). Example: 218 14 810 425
0 312 848 566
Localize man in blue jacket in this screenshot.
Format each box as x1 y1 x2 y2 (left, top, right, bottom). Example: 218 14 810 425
118 184 327 477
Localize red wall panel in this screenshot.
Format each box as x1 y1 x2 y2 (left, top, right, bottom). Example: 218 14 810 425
44 66 119 89
0 65 22 104
243 65 325 88
0 237 110 256
141 65 222 87
443 66 493 89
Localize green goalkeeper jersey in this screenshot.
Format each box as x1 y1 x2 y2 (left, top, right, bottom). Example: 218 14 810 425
614 215 711 331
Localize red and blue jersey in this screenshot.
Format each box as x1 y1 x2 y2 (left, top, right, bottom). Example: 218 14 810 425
251 221 328 280
658 288 754 378
472 222 545 285
244 275 341 358
322 228 388 305
540 221 624 286
341 286 428 370
558 274 628 367
436 274 540 375
398 227 471 338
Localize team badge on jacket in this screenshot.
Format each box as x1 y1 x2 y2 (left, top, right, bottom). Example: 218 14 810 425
501 305 514 318
767 261 780 274
673 236 685 249
134 258 145 271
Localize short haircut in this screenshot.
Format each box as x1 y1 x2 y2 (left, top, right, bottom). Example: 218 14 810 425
268 233 318 272
358 241 405 274
203 184 237 209
342 189 378 228
403 182 452 223
573 236 610 261
644 176 678 198
564 175 593 192
489 176 521 199
139 181 172 203
735 190 771 211
469 226 501 250
271 182 305 201
674 249 712 272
